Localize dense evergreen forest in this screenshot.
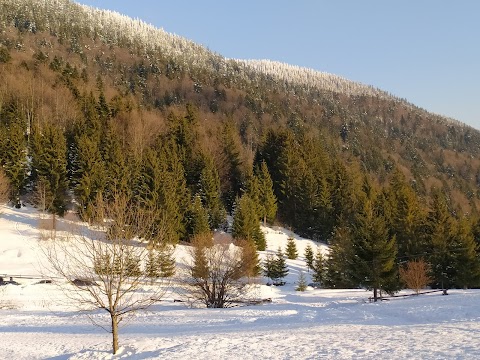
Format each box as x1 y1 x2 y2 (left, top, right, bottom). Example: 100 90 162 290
1 0 480 292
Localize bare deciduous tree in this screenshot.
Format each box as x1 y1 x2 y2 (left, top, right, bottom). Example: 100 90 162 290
41 193 169 354
399 259 432 295
183 233 260 308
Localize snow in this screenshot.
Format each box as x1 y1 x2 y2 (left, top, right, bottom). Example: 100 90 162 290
1 205 480 359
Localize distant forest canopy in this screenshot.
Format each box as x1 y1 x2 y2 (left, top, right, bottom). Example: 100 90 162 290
1 0 480 289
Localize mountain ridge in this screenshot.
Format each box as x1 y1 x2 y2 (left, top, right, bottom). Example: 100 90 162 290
1 0 480 218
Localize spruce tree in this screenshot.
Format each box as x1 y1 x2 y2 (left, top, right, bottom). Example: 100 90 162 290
124 253 141 277
296 271 308 291
285 236 298 260
312 247 325 285
1 118 27 205
30 124 68 217
187 195 211 239
350 197 398 301
221 121 244 213
101 122 130 201
145 250 160 279
274 247 289 284
73 133 106 221
158 245 176 278
198 156 226 229
232 194 266 250
263 253 278 283
426 190 457 290
304 244 314 271
324 223 356 288
257 161 277 225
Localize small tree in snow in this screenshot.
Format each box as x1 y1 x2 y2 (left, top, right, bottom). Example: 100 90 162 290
285 236 298 260
312 247 325 286
304 244 314 271
400 259 432 295
296 271 308 291
264 248 289 285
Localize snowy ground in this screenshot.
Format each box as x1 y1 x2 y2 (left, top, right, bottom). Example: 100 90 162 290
1 206 480 359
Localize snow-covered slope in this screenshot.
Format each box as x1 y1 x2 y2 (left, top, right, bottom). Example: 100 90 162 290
1 205 480 359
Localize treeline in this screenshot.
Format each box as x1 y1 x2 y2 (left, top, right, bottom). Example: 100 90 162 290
1 92 480 293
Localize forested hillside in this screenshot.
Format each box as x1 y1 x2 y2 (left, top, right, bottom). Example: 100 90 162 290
1 0 480 291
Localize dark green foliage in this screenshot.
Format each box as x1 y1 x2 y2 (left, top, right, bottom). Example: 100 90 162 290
0 104 27 203
73 133 106 220
198 156 226 229
324 223 357 288
274 247 289 282
145 246 176 279
187 195 211 239
285 237 298 260
158 246 176 278
264 248 289 284
256 161 277 225
350 196 398 300
311 247 325 285
221 121 244 213
30 124 68 216
304 244 314 271
425 191 457 289
136 144 190 244
387 169 427 259
166 105 203 190
231 194 266 250
101 122 130 201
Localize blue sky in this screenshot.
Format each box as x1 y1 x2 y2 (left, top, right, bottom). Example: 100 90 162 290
78 1 480 129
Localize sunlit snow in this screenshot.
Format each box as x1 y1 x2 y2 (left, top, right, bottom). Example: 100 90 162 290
1 205 479 359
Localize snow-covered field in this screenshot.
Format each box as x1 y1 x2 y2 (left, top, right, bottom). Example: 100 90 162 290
1 206 480 359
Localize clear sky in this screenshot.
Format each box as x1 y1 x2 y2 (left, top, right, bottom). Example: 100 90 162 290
77 1 480 129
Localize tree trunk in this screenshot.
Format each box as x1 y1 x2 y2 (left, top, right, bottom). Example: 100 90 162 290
373 287 378 302
111 314 119 354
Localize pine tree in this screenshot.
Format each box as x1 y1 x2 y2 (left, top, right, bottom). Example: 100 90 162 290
1 117 27 205
238 239 262 277
325 222 356 288
232 194 266 250
263 253 278 283
158 245 176 278
350 197 398 301
387 169 427 259
312 247 325 285
257 161 277 225
273 247 289 284
30 124 68 217
426 190 457 290
145 249 160 278
187 195 211 239
101 122 130 201
124 253 141 277
304 244 314 271
221 121 244 213
296 271 308 291
447 217 479 289
198 156 226 229
73 133 106 221
285 236 298 260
